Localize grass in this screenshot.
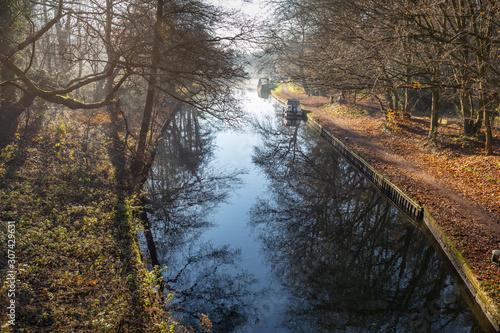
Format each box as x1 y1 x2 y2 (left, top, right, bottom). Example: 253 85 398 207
270 82 305 95
321 102 367 118
0 112 185 332
270 83 283 95
287 83 305 94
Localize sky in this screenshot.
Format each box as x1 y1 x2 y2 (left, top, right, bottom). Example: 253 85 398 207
206 0 272 53
210 0 268 18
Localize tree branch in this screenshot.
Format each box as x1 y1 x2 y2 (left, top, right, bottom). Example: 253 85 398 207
4 0 65 58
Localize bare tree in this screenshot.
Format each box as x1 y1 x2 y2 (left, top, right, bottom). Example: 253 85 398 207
0 0 128 143
262 0 499 153
1 0 250 181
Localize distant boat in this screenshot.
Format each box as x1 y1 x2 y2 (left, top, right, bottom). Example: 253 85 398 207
257 78 271 99
283 98 302 116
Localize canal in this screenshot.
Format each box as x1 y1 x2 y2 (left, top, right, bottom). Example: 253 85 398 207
145 84 485 332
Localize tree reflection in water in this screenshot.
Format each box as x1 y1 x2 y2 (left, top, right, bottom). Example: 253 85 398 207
146 106 257 330
145 97 483 332
250 115 483 332
147 107 225 248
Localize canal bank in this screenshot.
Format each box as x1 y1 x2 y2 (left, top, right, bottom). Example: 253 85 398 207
271 87 500 332
305 113 500 332
0 113 181 332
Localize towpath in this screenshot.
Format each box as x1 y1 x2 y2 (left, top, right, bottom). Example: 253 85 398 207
276 83 500 315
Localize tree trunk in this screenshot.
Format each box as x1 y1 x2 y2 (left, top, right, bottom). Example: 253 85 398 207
131 0 163 180
337 89 346 104
460 89 474 135
404 86 409 116
0 94 36 145
373 94 386 115
429 87 439 137
0 7 16 108
392 90 400 116
55 13 72 78
484 105 493 155
403 55 412 118
0 111 20 144
99 0 132 189
477 82 493 155
140 197 160 268
473 87 485 134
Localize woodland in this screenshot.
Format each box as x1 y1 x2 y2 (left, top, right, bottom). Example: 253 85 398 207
1 0 251 189
259 0 500 156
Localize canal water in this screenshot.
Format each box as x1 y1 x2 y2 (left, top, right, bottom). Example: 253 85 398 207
146 85 485 332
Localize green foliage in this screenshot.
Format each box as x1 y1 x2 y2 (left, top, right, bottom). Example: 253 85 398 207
0 115 181 332
0 143 18 163
271 83 283 95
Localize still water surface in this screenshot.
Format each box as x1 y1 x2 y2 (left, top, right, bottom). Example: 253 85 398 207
146 85 484 332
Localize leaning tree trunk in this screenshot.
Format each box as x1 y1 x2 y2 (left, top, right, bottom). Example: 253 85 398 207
131 0 163 182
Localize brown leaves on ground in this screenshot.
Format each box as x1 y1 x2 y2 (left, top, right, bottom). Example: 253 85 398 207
276 85 500 311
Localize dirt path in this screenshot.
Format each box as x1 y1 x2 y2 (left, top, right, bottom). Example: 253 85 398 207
278 83 500 310
282 84 500 233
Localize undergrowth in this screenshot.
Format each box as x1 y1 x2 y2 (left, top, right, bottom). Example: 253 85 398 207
383 109 412 133
271 83 283 95
0 111 186 332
